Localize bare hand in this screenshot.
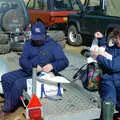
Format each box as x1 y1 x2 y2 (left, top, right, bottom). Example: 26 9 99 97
94 32 103 38
42 64 53 73
37 65 42 72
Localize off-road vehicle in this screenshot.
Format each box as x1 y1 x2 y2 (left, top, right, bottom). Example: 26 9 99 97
67 0 120 46
0 0 30 53
24 0 82 47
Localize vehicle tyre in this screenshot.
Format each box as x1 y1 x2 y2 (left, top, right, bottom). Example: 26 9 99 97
0 44 11 54
0 33 9 44
1 9 25 32
47 30 66 48
68 25 83 46
10 41 24 51
47 30 65 41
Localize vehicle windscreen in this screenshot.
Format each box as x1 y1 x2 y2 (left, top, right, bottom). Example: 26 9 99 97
53 0 82 11
106 0 120 17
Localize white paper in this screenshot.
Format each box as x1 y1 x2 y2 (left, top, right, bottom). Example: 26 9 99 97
38 75 70 83
87 57 97 63
90 46 112 60
90 45 99 52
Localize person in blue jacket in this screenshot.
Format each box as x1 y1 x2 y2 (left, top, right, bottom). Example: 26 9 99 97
92 26 120 119
0 21 69 117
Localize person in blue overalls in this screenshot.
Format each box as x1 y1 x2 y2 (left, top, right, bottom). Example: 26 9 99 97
92 26 120 120
0 21 69 117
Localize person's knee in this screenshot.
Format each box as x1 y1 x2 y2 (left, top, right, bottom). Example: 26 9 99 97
14 78 27 90
1 73 9 81
1 71 18 83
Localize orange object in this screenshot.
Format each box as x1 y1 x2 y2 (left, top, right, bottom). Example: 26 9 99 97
26 94 42 120
27 94 42 108
89 81 94 87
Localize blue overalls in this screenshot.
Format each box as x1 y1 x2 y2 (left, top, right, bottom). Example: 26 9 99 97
1 36 69 112
97 37 120 107
1 69 31 112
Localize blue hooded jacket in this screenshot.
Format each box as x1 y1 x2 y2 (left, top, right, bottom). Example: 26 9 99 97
96 37 120 85
19 36 69 74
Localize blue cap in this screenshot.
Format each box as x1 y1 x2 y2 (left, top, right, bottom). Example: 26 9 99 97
31 22 46 40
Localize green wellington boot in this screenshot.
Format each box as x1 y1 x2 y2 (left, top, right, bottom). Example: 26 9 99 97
103 101 114 120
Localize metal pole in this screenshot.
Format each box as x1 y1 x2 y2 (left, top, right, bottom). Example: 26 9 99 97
32 67 37 95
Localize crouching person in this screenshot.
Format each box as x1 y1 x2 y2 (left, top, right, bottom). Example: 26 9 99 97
0 21 69 117
92 26 120 120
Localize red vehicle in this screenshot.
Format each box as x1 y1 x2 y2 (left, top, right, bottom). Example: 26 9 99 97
25 0 82 30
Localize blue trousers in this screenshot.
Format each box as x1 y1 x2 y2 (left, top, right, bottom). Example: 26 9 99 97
100 75 120 107
1 69 31 112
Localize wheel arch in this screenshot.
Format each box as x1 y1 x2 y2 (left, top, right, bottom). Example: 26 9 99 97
67 19 83 46
35 18 45 24
68 19 81 33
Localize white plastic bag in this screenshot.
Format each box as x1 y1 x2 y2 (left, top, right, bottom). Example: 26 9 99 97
27 72 64 98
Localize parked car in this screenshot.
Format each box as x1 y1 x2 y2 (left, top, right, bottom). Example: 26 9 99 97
67 0 120 46
24 0 82 47
0 0 30 53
